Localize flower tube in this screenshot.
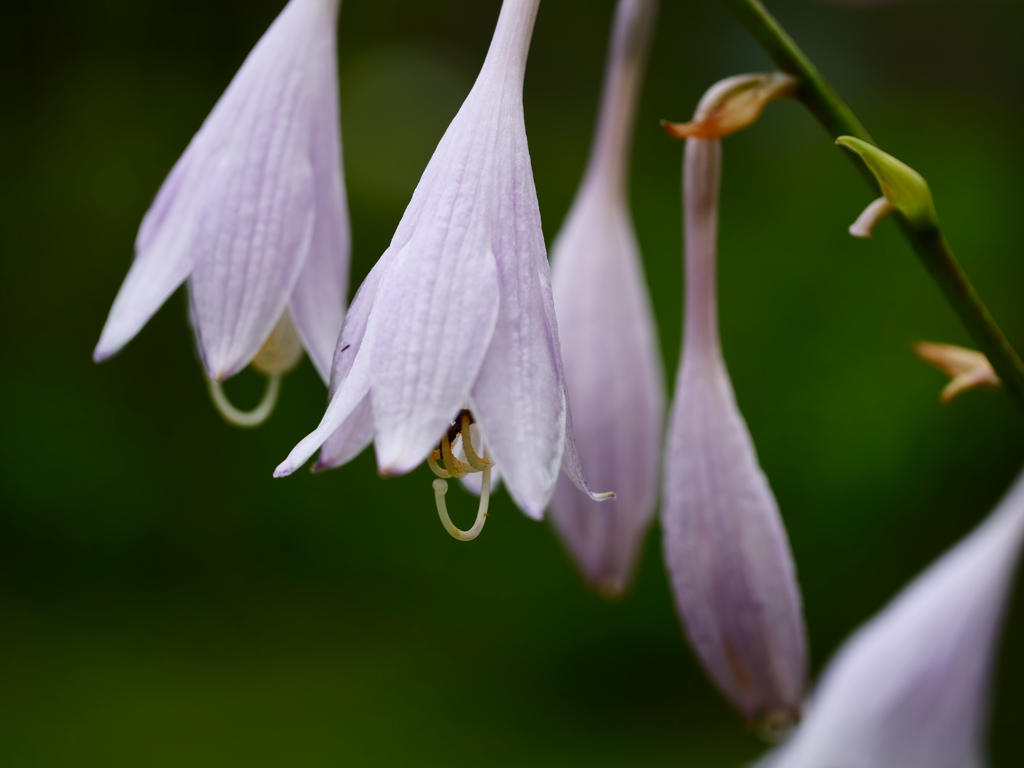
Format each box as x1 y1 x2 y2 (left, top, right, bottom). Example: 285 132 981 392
662 124 806 728
275 0 609 532
95 0 350 425
759 469 1024 768
549 0 663 595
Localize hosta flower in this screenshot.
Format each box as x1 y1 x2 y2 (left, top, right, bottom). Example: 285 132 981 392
549 0 663 595
275 0 608 534
759 469 1024 768
662 76 806 730
94 0 350 425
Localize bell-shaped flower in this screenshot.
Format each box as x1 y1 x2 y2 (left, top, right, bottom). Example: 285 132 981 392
274 0 608 532
549 0 663 595
662 79 807 729
94 0 350 424
759 468 1024 768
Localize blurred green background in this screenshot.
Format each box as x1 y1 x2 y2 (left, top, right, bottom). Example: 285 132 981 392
2 0 1024 765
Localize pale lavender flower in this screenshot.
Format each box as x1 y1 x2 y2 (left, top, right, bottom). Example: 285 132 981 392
759 469 1024 768
662 135 806 728
549 0 663 595
275 0 608 526
94 0 350 406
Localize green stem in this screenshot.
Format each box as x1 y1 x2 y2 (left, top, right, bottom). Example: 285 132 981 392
723 0 1024 412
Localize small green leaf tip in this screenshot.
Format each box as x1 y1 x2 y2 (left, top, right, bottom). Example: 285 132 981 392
836 136 939 232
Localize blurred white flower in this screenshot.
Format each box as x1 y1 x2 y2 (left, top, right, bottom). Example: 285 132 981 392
760 469 1024 768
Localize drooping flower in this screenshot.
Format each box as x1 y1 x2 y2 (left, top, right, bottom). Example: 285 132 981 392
275 0 608 533
759 469 1024 768
662 78 806 730
94 0 350 425
548 0 663 595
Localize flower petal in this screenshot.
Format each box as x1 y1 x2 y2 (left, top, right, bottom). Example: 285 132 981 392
369 231 500 475
759 470 1024 768
551 198 663 594
95 0 340 368
312 249 397 472
189 58 318 380
663 138 806 726
469 89 610 518
548 0 662 594
289 24 350 384
274 340 371 477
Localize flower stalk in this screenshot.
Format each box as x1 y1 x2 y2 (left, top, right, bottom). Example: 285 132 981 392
721 0 1024 414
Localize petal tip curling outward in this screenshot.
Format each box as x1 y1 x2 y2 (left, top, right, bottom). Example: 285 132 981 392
759 469 1024 768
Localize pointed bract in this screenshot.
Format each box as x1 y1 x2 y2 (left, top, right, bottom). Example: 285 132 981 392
549 0 663 594
759 469 1024 768
95 0 349 387
663 138 807 727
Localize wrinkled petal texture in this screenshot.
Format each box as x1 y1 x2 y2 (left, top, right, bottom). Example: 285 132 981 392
759 470 1024 768
663 138 806 725
97 0 348 381
551 191 663 593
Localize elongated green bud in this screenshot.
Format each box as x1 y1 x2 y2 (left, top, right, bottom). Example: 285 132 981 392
836 136 939 232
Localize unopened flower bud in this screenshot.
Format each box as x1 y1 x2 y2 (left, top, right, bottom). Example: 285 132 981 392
914 341 1001 403
662 73 797 140
836 136 939 232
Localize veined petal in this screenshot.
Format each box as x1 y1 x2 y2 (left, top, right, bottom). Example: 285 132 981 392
95 0 342 368
313 249 397 472
470 100 565 520
549 0 662 595
274 338 371 477
369 233 500 475
289 13 351 384
363 0 542 478
663 138 806 726
759 470 1024 768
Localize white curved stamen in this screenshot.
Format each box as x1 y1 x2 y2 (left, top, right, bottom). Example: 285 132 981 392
207 374 281 428
460 414 490 471
440 434 471 479
427 449 452 479
433 466 491 541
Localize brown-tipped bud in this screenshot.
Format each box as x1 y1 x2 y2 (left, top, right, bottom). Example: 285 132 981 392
914 341 1001 403
662 72 797 140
